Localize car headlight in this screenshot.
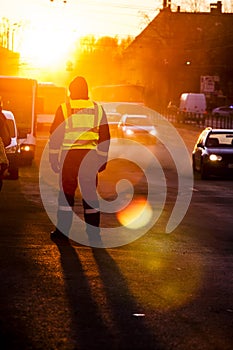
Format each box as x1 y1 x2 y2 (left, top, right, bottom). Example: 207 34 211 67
209 154 222 161
149 129 157 136
21 145 31 152
126 129 134 136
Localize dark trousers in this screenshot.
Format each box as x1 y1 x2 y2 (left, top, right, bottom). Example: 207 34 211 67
57 149 100 235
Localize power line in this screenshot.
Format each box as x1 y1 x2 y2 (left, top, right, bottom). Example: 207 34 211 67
49 0 158 12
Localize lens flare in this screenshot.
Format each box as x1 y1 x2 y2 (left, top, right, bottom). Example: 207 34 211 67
117 197 153 229
39 104 193 248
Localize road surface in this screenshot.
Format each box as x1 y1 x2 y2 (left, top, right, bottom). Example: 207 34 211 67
0 126 232 350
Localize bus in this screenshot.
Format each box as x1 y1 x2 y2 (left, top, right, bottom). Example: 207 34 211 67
0 76 37 163
91 84 145 104
37 82 67 127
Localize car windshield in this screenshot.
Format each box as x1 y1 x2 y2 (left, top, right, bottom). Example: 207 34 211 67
206 133 233 147
6 119 16 138
106 113 121 123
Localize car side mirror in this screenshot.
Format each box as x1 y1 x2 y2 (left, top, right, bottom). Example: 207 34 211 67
197 142 203 148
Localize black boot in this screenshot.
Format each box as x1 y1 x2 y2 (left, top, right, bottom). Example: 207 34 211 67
50 228 69 241
50 210 73 241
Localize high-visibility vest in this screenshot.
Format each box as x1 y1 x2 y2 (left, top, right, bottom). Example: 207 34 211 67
61 99 103 150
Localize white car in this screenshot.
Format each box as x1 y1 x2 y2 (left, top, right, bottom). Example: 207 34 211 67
117 114 157 144
2 110 20 179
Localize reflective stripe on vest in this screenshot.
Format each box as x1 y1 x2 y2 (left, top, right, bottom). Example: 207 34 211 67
61 99 103 150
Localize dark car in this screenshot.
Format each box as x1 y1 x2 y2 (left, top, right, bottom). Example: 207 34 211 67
192 127 233 179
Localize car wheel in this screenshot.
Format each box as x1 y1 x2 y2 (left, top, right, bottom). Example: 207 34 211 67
200 162 209 180
192 157 200 179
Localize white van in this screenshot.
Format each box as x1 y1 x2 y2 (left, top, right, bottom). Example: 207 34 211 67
2 110 20 179
178 93 206 124
179 93 206 114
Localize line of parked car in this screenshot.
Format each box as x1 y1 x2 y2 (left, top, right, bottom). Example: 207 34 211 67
167 93 233 121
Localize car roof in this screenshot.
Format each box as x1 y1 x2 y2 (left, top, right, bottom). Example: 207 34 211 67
209 129 233 132
2 109 15 120
122 114 148 118
214 105 233 109
204 128 233 133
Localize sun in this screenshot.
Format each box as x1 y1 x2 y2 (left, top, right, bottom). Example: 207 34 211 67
19 24 73 69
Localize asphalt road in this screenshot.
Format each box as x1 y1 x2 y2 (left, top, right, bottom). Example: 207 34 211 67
0 126 233 350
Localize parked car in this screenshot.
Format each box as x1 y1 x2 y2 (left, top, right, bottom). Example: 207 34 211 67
167 100 178 115
117 114 157 144
2 110 20 179
212 105 233 117
192 127 233 179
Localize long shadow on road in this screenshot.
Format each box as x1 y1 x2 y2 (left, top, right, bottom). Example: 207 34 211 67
54 239 163 350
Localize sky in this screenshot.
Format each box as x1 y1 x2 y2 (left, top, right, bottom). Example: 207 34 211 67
1 0 160 37
1 0 230 72
0 0 161 69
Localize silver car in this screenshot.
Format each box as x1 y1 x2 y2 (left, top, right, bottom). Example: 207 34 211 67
117 114 157 144
212 105 233 117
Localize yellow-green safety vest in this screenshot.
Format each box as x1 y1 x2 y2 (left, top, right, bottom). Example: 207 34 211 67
61 99 103 150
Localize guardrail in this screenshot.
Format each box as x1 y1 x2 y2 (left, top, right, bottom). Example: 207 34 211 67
164 112 233 129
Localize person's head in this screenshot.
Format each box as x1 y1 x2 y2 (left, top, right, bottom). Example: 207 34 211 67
69 76 88 100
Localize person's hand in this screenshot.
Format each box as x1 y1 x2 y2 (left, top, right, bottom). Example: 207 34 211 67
49 153 60 173
98 162 107 173
51 161 60 173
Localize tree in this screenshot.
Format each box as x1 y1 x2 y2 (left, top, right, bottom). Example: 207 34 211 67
68 35 133 87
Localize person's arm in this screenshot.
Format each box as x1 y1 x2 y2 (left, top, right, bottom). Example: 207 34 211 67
49 106 65 173
97 106 110 172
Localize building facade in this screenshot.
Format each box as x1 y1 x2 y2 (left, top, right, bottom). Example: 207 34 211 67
123 1 233 111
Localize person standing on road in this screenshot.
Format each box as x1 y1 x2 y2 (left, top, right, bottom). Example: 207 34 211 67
49 76 110 242
0 103 11 192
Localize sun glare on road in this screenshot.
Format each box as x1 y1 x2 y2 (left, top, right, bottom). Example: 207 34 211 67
117 197 153 229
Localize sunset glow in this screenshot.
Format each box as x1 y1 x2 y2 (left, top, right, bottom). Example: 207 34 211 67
1 0 158 70
19 26 74 68
2 0 231 76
